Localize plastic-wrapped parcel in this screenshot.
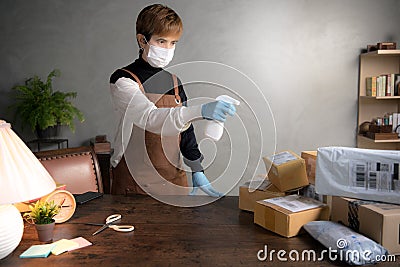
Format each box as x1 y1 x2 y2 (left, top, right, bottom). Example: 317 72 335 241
315 147 400 204
303 221 388 265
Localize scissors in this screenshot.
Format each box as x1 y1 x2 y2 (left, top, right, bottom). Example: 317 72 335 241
88 214 135 236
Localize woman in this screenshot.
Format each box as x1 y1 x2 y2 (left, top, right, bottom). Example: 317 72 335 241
109 4 235 197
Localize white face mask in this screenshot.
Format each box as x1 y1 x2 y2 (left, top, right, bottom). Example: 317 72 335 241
146 43 175 68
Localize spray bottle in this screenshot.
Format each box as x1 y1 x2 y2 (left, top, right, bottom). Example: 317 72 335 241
205 95 240 141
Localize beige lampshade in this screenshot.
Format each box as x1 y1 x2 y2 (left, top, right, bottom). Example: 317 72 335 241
0 120 56 204
0 119 57 259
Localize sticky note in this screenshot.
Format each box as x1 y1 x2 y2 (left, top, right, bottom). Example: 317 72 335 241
51 239 79 255
68 237 92 251
20 244 55 258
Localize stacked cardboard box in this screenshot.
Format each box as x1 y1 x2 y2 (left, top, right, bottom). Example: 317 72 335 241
240 151 310 213
301 151 317 185
248 147 400 252
263 151 309 192
300 150 333 214
331 196 400 255
239 178 287 212
254 195 329 237
242 151 327 237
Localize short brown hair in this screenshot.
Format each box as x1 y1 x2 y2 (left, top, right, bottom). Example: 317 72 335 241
136 4 183 41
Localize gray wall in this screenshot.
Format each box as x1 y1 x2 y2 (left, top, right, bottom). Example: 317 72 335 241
1 0 400 195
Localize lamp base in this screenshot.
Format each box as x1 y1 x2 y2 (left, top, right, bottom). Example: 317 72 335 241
0 204 24 259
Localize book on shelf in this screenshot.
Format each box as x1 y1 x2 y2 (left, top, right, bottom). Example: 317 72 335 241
378 75 385 96
386 74 391 96
376 42 397 50
393 113 399 132
366 76 377 96
395 74 400 96
382 75 388 96
366 73 400 97
390 73 395 96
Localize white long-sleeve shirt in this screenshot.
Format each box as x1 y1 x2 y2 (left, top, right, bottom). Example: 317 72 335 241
109 77 202 167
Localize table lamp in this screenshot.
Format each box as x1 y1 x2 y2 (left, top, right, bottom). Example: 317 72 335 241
0 120 56 259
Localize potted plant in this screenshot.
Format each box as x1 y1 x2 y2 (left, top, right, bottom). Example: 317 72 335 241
23 200 60 242
10 69 84 138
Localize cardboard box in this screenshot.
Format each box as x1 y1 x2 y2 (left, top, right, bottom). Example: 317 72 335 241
299 184 323 202
254 195 329 237
298 149 332 215
239 179 287 212
299 184 333 218
263 151 309 192
331 196 400 255
301 151 317 185
316 146 400 204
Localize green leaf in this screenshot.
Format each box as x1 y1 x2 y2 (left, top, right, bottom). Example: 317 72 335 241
23 200 60 224
9 69 84 132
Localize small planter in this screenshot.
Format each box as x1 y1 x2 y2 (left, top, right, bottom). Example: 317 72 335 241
35 220 55 242
35 124 60 139
23 200 60 242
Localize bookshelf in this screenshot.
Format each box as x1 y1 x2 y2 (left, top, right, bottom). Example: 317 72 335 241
357 50 400 150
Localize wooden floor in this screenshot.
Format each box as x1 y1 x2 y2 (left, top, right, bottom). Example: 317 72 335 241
2 195 398 266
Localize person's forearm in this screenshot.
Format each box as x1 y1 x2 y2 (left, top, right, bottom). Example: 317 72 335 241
111 78 202 136
180 124 204 172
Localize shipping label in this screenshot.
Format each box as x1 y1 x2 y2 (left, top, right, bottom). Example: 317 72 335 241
262 195 325 213
349 161 400 192
268 151 297 166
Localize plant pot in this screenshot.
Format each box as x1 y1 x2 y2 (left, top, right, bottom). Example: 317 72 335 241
35 124 60 139
35 220 55 242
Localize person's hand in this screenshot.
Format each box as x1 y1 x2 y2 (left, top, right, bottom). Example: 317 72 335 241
201 101 236 122
190 172 223 197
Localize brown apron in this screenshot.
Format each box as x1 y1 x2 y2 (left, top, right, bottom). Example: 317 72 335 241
111 69 188 195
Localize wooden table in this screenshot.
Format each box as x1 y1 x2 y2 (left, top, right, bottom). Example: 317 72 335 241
2 195 398 266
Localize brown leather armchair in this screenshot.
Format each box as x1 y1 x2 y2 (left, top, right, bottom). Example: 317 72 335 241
35 146 103 194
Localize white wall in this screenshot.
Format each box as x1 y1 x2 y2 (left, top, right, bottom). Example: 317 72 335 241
1 0 399 195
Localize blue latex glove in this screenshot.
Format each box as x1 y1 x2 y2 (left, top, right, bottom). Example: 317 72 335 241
190 172 223 197
201 101 236 122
